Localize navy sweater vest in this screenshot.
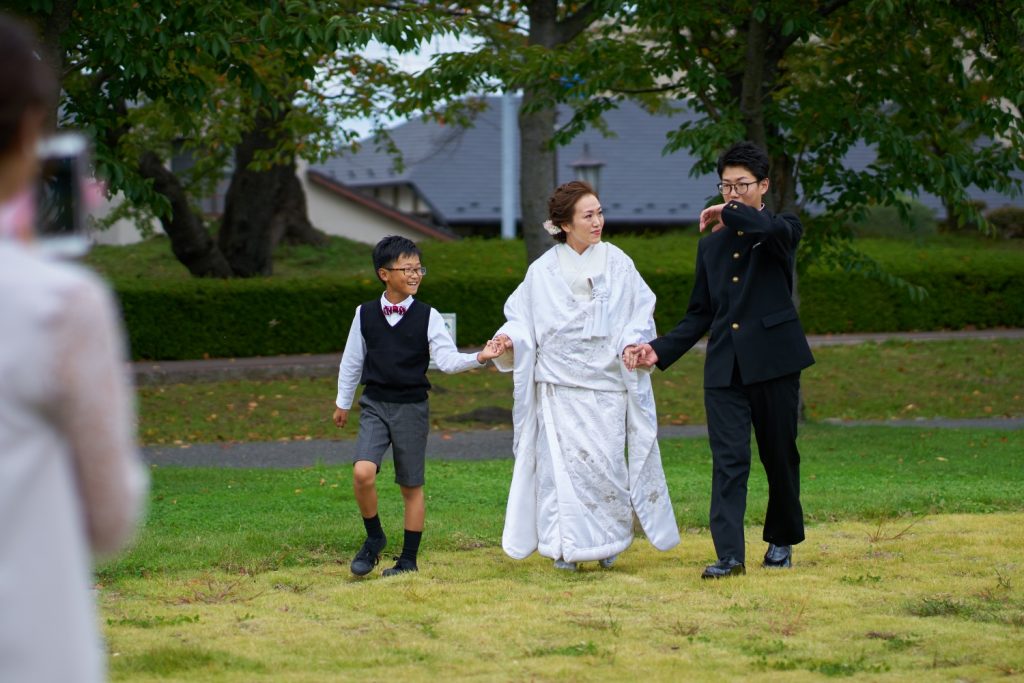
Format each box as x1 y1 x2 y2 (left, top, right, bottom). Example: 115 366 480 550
359 299 431 403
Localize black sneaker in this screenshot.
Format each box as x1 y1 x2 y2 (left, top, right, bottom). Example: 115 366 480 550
350 536 387 576
381 557 418 577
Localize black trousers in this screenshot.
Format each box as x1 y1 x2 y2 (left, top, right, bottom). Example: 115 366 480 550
704 364 805 564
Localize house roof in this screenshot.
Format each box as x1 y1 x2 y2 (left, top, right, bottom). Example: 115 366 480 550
312 97 1023 225
306 170 458 241
312 98 719 226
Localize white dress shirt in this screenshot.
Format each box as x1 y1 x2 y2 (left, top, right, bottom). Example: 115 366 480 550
335 294 484 409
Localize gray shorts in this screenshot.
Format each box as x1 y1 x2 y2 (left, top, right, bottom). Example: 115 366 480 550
354 395 429 487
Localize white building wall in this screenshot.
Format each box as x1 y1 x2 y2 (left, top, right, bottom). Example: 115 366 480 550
90 191 163 246
298 159 431 244
89 161 430 247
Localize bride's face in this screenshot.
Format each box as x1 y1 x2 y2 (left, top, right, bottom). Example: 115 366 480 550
562 193 604 253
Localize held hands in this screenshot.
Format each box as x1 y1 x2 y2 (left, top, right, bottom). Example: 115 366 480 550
699 203 727 233
477 337 506 363
622 343 659 371
332 407 348 429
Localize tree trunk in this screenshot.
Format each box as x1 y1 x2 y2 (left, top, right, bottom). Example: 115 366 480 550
739 16 769 152
138 151 233 277
770 150 798 215
519 0 560 265
218 115 327 276
270 162 329 248
31 0 73 131
519 87 558 264
218 115 285 277
220 114 327 274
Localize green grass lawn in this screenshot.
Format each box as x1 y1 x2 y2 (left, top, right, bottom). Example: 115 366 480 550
105 425 1023 581
102 513 1024 681
100 424 1024 681
137 338 1024 445
90 233 1024 679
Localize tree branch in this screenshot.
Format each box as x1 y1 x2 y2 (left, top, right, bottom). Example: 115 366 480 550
774 0 856 55
609 83 686 95
817 0 857 19
556 1 598 44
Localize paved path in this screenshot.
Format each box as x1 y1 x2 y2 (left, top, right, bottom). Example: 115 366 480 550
142 418 1024 469
138 328 1024 468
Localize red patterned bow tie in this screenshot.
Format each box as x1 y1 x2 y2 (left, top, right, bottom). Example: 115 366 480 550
383 304 406 316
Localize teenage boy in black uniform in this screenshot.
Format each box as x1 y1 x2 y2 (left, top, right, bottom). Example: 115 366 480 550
333 236 502 577
629 142 815 579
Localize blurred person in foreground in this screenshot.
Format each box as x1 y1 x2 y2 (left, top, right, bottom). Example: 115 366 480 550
0 14 147 683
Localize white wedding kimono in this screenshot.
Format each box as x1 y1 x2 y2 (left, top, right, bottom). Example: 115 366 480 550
494 242 680 563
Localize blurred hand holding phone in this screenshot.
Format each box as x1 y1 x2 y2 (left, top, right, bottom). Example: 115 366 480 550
36 131 99 258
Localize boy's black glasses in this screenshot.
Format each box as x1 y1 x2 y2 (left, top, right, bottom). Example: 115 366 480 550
716 181 760 195
382 266 427 276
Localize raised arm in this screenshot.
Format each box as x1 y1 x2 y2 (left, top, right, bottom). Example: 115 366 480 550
722 201 802 261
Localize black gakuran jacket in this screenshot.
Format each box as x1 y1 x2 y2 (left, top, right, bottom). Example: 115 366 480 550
651 201 815 387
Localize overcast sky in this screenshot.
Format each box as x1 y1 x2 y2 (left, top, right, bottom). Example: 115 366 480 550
340 34 481 139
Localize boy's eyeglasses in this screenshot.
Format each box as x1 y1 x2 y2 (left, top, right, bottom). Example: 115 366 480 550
716 181 760 195
382 266 427 277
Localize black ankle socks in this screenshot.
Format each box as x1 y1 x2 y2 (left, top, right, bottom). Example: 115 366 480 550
401 529 422 563
363 514 384 540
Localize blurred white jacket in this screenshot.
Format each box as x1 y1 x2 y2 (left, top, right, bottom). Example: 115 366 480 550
0 241 147 683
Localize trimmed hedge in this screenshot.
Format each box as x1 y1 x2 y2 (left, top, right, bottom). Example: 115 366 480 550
115 254 1024 360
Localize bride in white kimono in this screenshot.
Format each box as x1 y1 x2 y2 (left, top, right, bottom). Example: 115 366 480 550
492 181 679 570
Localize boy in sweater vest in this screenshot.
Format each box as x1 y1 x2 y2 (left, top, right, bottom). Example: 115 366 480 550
333 236 502 577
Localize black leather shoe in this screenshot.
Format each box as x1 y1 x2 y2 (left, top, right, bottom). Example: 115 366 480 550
701 558 745 579
350 535 387 576
381 557 418 577
762 543 792 569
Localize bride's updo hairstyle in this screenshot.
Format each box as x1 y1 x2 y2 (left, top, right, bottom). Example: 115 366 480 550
547 180 597 244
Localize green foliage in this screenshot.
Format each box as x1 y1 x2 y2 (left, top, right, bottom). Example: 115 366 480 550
11 1 475 258
424 1 1024 273
985 206 1024 239
798 267 1021 333
848 200 938 240
96 234 1024 360
117 277 359 360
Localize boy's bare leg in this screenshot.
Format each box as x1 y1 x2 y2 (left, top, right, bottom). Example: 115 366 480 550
400 485 425 531
352 460 379 517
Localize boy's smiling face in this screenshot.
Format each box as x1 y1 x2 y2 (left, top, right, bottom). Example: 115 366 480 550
379 252 424 302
